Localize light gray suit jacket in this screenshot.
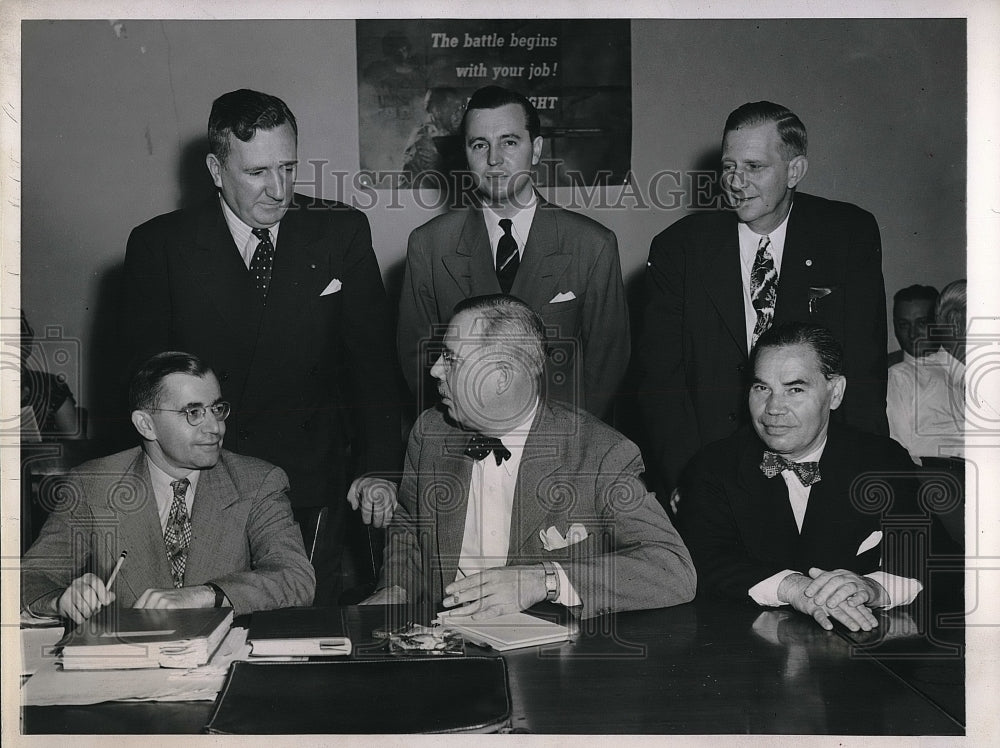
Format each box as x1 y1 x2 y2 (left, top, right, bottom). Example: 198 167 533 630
22 448 315 616
397 200 630 419
380 401 696 618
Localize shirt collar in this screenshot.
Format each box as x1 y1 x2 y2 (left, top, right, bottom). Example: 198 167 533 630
145 454 200 498
219 195 281 254
738 203 793 271
482 197 537 253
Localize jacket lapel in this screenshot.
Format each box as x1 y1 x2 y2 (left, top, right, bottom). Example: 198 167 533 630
507 403 562 560
774 200 814 323
442 208 500 297
185 455 242 581
434 441 474 592
701 214 749 355
509 200 571 307
112 452 173 601
734 433 800 555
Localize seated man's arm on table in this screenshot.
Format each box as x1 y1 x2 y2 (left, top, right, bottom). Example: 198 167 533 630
137 465 315 615
363 426 423 605
21 486 113 624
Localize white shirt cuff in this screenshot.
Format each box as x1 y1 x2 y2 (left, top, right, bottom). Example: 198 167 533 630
865 571 923 608
748 569 799 607
552 562 582 607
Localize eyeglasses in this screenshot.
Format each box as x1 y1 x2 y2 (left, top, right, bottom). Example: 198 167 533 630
439 349 464 368
150 402 231 426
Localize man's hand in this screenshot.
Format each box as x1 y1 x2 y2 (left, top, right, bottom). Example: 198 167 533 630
133 585 215 609
804 566 888 610
777 572 879 632
347 476 398 528
55 573 115 624
360 585 408 605
442 566 547 620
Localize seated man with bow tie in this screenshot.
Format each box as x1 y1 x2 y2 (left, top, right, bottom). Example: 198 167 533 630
21 351 315 624
365 295 695 620
676 322 923 632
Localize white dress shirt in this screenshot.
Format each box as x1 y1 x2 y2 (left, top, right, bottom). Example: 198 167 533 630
482 197 537 264
456 400 580 607
747 439 922 609
887 348 965 464
219 195 282 268
738 208 791 353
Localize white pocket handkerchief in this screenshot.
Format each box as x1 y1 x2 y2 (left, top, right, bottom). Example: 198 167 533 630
548 291 576 304
539 523 588 551
856 530 883 556
320 278 342 296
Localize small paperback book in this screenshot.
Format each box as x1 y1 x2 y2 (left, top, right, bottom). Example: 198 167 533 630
435 610 570 651
59 607 234 670
248 606 352 657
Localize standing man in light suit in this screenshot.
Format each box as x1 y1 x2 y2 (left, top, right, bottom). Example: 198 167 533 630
637 101 888 503
123 90 402 603
368 295 695 620
397 86 630 421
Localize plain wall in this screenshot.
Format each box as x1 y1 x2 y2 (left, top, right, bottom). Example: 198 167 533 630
20 19 966 440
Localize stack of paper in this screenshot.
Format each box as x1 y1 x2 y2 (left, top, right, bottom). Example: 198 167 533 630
59 607 234 670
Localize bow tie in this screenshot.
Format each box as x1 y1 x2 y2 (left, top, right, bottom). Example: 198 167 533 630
760 451 822 486
464 434 511 465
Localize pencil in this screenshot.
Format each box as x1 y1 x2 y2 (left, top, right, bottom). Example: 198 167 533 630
106 550 127 588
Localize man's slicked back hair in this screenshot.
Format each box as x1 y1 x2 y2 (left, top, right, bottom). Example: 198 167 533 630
208 89 297 163
724 101 807 159
129 351 214 412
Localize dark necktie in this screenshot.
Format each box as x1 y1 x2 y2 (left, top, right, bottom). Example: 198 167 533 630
164 478 192 588
750 235 777 347
760 451 822 486
495 218 519 294
250 227 275 299
464 434 512 466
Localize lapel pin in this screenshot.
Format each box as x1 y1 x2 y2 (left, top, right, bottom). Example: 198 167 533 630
805 259 813 267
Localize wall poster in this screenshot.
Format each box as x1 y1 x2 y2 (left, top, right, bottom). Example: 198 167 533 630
357 19 632 190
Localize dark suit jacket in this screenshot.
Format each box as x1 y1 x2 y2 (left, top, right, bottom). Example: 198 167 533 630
379 401 696 619
123 195 402 509
397 200 630 419
22 448 315 615
676 424 918 602
636 192 888 495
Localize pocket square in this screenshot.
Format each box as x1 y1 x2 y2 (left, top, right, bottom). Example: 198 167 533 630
320 278 342 296
856 530 883 556
808 286 833 314
548 291 576 304
539 523 588 551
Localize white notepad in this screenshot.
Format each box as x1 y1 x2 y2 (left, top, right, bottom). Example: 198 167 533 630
435 611 570 651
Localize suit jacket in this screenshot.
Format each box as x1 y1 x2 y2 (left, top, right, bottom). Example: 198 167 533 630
379 401 696 618
123 195 402 508
676 424 919 602
636 192 888 495
21 448 315 615
397 200 630 420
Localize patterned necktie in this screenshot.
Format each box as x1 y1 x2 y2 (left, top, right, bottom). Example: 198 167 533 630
495 218 519 294
250 227 275 299
464 434 512 466
750 235 778 347
760 451 822 486
164 478 192 588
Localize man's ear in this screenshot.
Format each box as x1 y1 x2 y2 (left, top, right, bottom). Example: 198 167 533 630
494 359 515 395
828 375 846 411
131 409 157 441
205 153 223 189
531 135 543 166
787 155 808 189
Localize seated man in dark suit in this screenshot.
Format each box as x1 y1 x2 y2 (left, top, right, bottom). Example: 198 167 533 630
22 351 315 623
366 295 695 620
677 322 922 632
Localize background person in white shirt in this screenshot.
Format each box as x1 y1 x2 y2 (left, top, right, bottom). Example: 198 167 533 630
678 322 922 632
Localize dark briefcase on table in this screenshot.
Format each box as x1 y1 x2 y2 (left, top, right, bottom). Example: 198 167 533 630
204 657 512 734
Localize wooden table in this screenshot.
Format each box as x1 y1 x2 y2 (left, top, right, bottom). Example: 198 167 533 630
21 599 964 735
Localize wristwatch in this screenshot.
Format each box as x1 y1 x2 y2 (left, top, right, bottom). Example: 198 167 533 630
540 561 560 602
206 582 226 608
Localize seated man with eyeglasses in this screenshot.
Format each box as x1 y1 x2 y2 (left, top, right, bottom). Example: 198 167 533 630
21 351 315 623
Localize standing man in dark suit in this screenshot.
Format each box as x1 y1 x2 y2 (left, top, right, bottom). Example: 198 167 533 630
22 351 315 623
397 86 629 421
676 323 921 632
123 90 402 603
637 101 888 501
368 295 694 620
